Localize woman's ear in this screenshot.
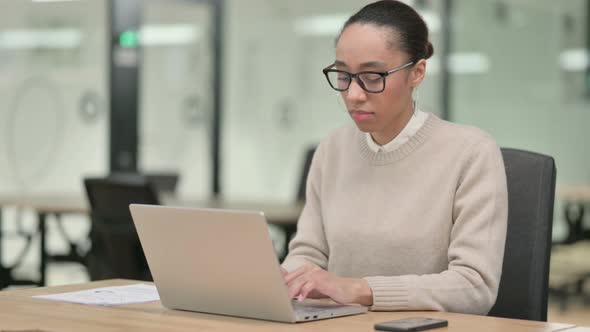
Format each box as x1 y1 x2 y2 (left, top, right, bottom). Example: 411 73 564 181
409 59 427 88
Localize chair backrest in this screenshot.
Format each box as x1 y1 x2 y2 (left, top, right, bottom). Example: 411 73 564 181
488 148 556 321
145 173 179 193
296 146 317 202
84 177 160 281
109 172 179 194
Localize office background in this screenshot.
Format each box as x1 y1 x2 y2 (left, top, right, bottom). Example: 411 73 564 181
0 0 589 325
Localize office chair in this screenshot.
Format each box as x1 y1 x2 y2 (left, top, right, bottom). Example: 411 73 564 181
145 173 179 194
487 148 556 321
84 177 159 281
276 146 317 260
109 172 179 194
296 146 317 202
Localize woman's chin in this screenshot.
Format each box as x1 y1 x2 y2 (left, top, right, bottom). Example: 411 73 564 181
353 121 376 133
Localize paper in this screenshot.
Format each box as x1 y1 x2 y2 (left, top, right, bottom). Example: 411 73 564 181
32 283 160 306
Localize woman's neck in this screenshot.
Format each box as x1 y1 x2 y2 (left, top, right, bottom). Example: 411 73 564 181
371 102 415 146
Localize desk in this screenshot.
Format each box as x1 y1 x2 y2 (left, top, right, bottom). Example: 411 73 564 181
0 195 91 287
0 195 303 288
0 279 578 332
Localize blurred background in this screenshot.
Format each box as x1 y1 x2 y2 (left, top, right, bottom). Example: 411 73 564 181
0 0 588 325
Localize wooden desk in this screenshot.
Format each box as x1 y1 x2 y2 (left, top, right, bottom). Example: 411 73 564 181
0 195 303 287
0 279 576 332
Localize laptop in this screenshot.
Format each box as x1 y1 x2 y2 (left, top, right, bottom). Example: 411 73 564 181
129 204 368 323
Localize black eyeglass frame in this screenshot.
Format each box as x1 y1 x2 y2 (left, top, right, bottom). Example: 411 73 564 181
322 61 415 93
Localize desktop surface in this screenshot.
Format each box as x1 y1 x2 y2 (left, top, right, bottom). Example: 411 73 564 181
0 279 578 332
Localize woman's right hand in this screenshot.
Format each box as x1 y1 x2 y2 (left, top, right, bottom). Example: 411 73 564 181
283 263 371 305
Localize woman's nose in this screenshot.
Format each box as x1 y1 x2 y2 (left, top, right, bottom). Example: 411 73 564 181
345 79 368 103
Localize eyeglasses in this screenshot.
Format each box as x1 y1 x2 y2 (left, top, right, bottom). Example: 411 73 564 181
322 61 414 93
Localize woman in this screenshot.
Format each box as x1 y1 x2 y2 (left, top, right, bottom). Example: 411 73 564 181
281 0 508 315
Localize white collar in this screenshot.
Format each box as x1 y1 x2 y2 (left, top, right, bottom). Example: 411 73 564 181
366 109 429 153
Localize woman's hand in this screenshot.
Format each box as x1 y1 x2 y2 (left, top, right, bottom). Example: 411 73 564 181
283 263 373 306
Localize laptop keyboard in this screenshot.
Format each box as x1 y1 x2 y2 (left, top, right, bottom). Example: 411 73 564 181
292 300 351 315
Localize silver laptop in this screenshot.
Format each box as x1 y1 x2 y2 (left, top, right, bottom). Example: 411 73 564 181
129 204 368 323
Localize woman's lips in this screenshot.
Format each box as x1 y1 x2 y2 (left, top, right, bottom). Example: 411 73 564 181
350 111 375 121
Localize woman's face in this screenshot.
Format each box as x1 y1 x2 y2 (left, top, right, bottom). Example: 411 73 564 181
335 23 425 143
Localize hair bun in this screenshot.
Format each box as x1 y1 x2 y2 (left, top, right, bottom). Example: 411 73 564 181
425 41 434 59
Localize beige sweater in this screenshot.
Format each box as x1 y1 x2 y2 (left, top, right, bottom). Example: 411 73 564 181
281 114 508 315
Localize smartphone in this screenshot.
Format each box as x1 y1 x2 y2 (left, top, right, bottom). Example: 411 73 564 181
374 317 448 331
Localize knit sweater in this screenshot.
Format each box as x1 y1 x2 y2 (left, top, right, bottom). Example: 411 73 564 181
281 114 508 315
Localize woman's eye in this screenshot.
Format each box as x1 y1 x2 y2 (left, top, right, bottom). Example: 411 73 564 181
362 74 382 83
337 74 350 81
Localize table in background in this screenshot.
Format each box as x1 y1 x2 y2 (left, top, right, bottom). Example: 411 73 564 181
0 194 302 287
557 185 590 244
0 195 87 288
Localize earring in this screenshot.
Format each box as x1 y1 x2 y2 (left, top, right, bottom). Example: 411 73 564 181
412 86 420 115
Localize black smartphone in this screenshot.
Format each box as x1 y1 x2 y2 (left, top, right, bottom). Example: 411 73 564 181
374 317 448 331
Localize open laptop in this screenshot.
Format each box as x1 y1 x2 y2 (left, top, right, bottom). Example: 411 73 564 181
129 204 368 323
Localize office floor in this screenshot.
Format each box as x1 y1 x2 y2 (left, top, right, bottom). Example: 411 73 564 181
2 208 589 326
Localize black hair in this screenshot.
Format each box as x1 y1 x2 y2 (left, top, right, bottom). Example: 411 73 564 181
338 0 434 63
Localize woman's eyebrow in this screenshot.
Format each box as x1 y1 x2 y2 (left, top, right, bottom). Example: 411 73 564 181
334 60 347 67
334 60 388 69
359 61 388 69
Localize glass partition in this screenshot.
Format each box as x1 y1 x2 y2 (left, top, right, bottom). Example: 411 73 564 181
222 0 444 202
450 0 590 240
0 0 109 196
138 0 215 198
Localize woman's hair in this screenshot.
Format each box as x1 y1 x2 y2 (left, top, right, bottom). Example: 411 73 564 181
338 0 434 63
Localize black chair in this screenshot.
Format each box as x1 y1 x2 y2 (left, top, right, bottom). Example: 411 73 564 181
84 177 160 281
296 146 317 202
109 172 179 194
277 146 317 260
488 148 556 321
145 173 179 194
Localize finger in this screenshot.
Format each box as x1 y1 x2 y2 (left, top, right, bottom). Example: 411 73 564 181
299 280 317 301
280 267 288 276
287 273 310 299
284 265 310 284
288 275 306 299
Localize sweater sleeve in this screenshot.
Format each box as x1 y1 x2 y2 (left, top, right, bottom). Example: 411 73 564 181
364 138 508 315
281 144 330 272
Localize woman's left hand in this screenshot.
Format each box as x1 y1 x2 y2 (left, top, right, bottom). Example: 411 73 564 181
284 262 373 305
